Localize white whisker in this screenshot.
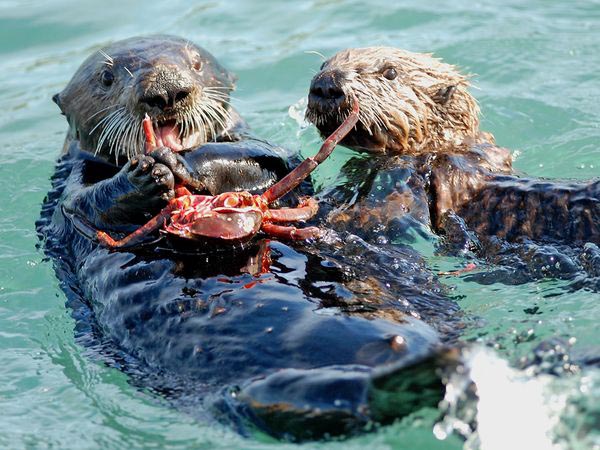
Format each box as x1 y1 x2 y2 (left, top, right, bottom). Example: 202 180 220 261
97 109 126 157
86 104 121 123
304 50 327 61
203 102 228 134
90 108 121 136
95 110 123 155
99 49 113 67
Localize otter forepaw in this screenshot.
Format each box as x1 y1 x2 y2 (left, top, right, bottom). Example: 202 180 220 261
127 155 175 201
147 147 204 191
147 147 179 170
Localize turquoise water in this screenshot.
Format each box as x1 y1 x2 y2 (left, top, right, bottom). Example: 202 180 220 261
1 1 599 448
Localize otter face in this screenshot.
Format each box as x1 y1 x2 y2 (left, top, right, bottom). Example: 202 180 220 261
305 47 480 155
54 35 237 163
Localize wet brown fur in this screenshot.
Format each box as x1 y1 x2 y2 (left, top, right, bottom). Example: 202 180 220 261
307 47 600 245
306 47 490 155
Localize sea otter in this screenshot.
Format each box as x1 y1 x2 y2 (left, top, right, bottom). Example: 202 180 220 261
305 47 600 282
51 34 298 229
38 36 463 440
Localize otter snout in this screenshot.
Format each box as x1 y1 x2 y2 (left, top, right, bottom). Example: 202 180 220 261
139 87 191 112
308 69 347 113
137 65 195 114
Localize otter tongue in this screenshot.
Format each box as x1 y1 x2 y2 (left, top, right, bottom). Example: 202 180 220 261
157 122 183 151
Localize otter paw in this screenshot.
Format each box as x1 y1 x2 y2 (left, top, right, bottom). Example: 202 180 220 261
146 147 201 189
127 155 175 201
147 147 180 171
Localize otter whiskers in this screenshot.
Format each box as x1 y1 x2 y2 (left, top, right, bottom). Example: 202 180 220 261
85 103 121 124
89 88 233 164
183 88 233 143
91 107 144 164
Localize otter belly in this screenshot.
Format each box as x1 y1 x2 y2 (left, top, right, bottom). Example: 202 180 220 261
38 148 458 440
74 240 443 438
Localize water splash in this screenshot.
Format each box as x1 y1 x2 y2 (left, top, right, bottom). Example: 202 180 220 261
435 346 569 450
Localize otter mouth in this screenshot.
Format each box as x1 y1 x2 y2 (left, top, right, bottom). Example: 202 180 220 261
152 119 184 152
306 100 353 137
312 114 344 137
306 101 389 153
150 118 203 152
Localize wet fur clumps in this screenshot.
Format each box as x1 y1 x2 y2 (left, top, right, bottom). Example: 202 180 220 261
306 47 485 155
307 47 600 251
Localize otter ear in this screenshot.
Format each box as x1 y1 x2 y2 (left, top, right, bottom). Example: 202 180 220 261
52 93 65 115
433 85 456 105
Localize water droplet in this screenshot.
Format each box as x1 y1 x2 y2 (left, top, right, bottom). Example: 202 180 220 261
390 335 407 352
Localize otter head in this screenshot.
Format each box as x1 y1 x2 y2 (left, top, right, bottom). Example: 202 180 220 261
305 47 481 155
53 35 237 163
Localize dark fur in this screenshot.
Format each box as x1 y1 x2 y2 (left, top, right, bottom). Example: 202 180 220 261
38 143 462 439
39 37 463 440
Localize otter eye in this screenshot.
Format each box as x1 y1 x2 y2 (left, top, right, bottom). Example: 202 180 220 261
101 70 114 88
192 59 202 72
382 67 397 80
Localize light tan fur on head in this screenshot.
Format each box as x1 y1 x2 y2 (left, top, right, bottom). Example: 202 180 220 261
306 47 486 154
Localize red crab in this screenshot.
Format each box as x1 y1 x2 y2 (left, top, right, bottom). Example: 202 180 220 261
96 96 359 248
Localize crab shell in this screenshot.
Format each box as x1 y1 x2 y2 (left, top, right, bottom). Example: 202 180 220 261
164 192 268 242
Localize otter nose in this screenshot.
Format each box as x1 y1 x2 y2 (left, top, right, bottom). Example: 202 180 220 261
309 74 345 101
308 70 346 112
140 87 191 112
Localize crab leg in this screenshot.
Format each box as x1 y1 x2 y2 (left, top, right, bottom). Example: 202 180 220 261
95 188 195 248
261 95 358 204
143 114 157 152
96 205 173 248
261 223 321 240
265 197 319 222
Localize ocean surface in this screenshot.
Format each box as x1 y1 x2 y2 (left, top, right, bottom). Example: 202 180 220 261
1 1 599 448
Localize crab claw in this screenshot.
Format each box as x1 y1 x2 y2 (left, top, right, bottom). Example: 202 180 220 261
143 114 157 153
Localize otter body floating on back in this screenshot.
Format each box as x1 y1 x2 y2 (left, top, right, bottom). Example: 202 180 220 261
306 47 600 257
38 36 463 440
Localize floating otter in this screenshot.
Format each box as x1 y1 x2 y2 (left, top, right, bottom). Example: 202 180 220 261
306 47 600 251
51 34 296 229
38 36 462 440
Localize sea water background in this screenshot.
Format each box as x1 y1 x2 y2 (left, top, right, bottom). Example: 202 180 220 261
0 1 599 448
